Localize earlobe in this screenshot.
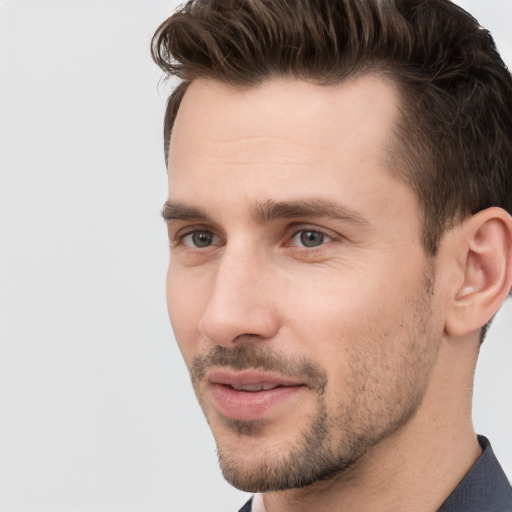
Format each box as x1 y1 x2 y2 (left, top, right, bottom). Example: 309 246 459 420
445 207 512 338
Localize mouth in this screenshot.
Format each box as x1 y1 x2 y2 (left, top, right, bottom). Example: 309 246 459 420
226 382 291 392
206 370 306 421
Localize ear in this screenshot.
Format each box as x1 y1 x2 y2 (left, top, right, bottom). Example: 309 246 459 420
444 207 512 338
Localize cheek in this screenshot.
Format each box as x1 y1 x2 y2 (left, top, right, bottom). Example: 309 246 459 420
166 265 206 359
166 264 180 324
283 273 384 336
283 265 428 369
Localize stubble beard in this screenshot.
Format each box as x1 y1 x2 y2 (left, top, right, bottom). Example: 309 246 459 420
190 271 438 493
215 381 425 493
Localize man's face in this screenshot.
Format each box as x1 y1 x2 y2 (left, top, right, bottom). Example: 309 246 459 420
165 76 445 491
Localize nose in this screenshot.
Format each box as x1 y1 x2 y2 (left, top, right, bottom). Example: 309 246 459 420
198 247 280 347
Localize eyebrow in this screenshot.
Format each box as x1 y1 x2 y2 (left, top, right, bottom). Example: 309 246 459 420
162 198 369 227
252 199 369 226
162 200 212 222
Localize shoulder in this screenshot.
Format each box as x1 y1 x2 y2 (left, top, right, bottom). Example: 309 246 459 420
237 498 253 512
438 436 512 512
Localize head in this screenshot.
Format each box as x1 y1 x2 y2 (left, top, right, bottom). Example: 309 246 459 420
153 0 512 494
153 0 512 258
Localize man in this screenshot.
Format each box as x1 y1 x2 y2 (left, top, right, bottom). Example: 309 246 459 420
152 0 512 510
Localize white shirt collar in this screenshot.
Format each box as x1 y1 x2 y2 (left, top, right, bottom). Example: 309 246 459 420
252 494 267 512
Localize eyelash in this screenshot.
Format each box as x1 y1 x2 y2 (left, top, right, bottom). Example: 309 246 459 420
170 225 218 249
288 229 332 249
180 229 221 249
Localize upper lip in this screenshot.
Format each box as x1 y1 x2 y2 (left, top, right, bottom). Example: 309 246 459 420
207 370 305 391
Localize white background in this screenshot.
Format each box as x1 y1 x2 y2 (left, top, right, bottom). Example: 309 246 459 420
0 1 511 511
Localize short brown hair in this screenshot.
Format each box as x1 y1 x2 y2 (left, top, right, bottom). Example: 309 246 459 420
152 0 512 258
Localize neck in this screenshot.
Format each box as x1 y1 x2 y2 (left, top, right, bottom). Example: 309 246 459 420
262 335 482 512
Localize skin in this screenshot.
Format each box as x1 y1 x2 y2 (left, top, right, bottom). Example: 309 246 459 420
165 76 483 512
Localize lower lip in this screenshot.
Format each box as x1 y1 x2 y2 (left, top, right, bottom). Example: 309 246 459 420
209 383 305 421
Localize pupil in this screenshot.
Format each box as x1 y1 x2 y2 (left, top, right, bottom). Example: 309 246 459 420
300 230 324 247
192 231 213 247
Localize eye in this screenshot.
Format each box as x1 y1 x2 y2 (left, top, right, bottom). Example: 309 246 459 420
181 230 220 248
291 229 331 248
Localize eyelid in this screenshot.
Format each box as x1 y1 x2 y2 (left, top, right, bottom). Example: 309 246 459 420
170 222 212 238
169 224 221 247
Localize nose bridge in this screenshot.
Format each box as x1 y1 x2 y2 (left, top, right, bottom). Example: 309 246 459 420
199 242 278 345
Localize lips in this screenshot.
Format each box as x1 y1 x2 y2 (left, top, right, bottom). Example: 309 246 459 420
206 370 306 421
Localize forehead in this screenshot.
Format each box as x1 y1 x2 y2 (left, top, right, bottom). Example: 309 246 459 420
167 75 407 213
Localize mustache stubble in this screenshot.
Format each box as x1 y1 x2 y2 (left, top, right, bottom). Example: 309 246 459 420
190 344 328 394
